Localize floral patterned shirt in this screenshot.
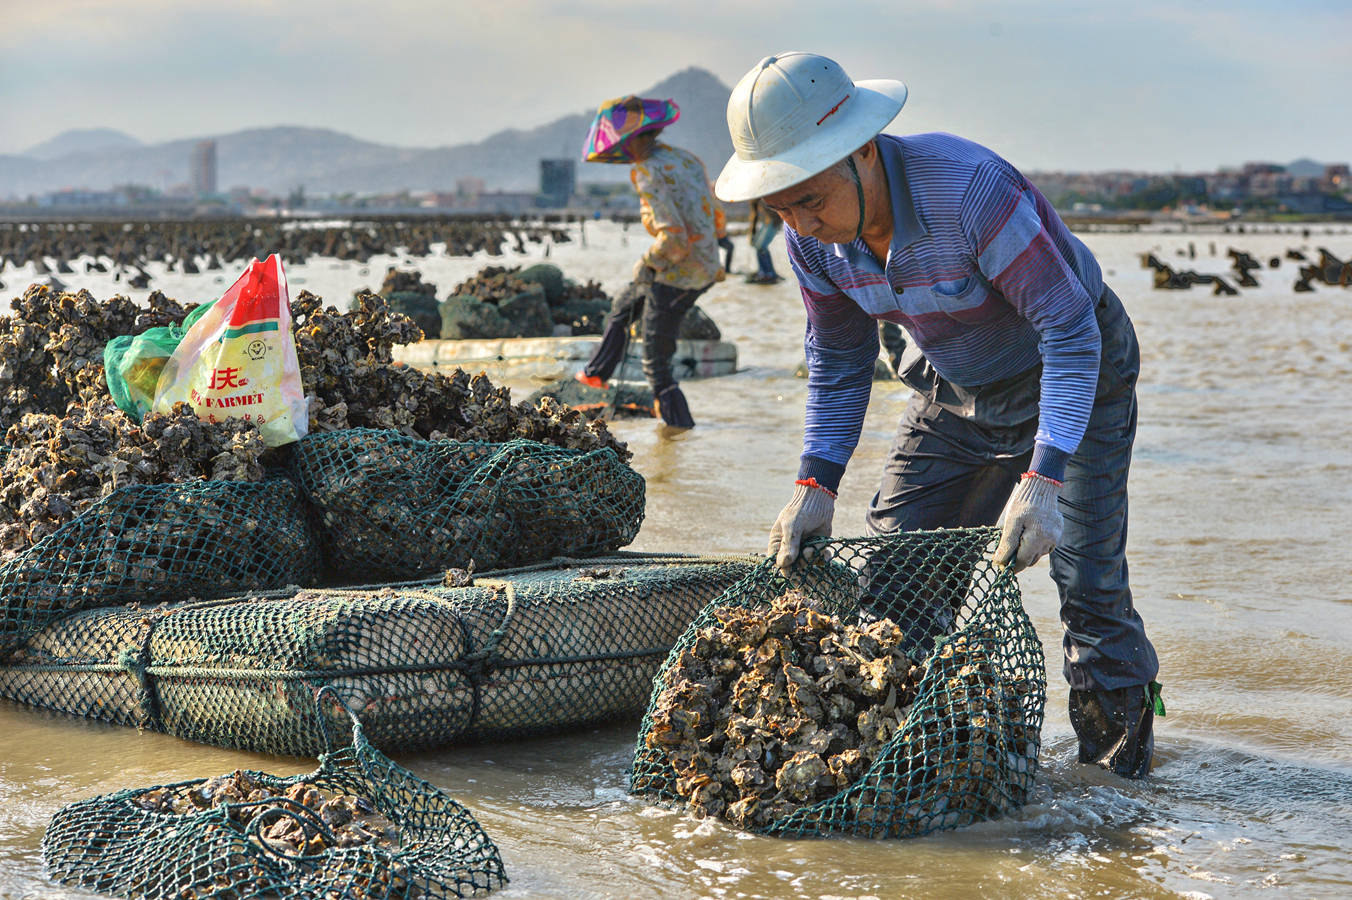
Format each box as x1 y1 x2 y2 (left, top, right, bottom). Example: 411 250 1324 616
631 143 723 289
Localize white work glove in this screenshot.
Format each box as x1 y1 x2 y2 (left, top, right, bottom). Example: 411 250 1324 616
767 480 835 573
994 473 1064 573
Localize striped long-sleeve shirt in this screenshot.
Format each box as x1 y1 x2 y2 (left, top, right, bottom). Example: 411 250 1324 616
788 132 1104 491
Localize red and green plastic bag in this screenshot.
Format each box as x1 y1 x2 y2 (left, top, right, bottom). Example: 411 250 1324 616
153 254 307 447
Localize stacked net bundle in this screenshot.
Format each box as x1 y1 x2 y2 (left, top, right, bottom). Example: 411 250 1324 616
291 430 645 581
629 527 1046 839
43 698 506 899
0 477 316 657
0 556 757 756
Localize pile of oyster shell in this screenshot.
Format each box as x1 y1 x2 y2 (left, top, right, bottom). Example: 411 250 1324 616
294 289 626 458
640 591 1038 833
133 769 412 898
0 283 628 558
447 265 538 305
135 770 400 852
0 285 196 426
0 399 267 560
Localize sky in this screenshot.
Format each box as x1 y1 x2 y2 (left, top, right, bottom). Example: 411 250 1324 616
2 0 1349 172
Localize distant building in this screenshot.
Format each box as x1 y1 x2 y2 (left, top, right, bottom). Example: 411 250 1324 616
38 188 127 208
192 140 218 196
539 159 576 208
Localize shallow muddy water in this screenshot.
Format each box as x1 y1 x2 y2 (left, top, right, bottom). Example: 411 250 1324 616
1 219 1350 898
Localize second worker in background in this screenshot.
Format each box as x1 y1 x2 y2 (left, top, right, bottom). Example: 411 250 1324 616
576 95 725 428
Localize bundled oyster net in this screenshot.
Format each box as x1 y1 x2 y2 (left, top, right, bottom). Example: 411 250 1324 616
0 473 316 657
0 284 633 642
43 697 506 899
0 556 757 755
0 398 267 558
630 527 1046 839
290 430 644 581
0 396 313 656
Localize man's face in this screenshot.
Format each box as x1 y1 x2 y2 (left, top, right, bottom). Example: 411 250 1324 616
762 166 857 244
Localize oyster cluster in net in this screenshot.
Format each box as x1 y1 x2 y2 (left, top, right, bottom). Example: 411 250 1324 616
642 591 1038 833
0 283 626 559
132 770 412 899
645 591 925 829
0 399 266 559
0 285 197 425
372 267 442 339
134 770 400 852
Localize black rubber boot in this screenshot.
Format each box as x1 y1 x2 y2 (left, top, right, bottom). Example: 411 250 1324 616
1069 685 1155 779
654 385 695 428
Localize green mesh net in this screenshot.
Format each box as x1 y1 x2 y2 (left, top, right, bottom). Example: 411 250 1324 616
43 693 506 899
0 478 317 658
290 431 646 581
0 555 757 756
629 527 1046 839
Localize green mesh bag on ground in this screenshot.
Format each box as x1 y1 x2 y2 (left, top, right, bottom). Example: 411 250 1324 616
629 527 1046 839
43 693 506 899
0 478 317 658
0 555 757 756
291 431 645 581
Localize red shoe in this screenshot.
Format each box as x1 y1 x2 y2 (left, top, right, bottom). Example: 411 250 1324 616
575 372 608 390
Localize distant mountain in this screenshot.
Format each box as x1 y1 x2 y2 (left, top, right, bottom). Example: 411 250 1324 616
23 128 143 160
310 67 735 194
1285 158 1327 177
0 68 735 198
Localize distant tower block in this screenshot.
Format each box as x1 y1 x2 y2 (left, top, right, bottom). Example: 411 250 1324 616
192 140 218 196
539 159 576 208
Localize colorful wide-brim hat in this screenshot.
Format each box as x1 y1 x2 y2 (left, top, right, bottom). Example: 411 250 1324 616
583 95 681 163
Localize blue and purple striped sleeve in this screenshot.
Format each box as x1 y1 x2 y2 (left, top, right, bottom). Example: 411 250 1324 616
961 162 1101 482
787 232 879 492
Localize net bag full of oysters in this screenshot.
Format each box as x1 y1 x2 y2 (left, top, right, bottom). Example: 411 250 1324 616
629 526 1046 839
290 430 645 580
42 692 507 899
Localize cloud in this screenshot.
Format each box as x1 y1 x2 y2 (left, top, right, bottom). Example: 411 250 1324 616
1 0 1348 168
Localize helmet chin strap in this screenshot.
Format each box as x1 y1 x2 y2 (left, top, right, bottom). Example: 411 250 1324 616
845 155 865 244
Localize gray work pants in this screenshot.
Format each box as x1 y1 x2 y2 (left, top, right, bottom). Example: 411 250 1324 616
583 278 709 394
865 286 1159 693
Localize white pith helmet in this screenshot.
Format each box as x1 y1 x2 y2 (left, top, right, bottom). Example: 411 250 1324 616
715 52 907 203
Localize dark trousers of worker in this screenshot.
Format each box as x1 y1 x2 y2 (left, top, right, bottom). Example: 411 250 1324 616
863 285 1159 698
582 277 708 396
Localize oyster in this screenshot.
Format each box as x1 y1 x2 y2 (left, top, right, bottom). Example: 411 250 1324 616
643 591 1039 834
133 769 410 899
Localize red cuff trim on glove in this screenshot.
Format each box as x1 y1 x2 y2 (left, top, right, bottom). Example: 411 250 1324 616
795 477 838 499
1021 471 1063 488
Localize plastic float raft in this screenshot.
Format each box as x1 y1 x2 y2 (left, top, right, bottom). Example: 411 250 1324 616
392 336 738 382
0 553 757 757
